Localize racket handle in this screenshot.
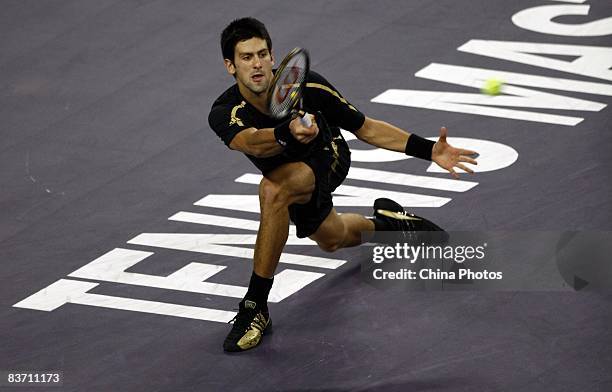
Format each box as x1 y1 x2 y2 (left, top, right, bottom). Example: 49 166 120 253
300 112 312 127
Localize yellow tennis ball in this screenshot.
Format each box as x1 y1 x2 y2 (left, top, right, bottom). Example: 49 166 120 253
481 78 504 96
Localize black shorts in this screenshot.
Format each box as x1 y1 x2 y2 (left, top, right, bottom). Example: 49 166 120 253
289 134 351 238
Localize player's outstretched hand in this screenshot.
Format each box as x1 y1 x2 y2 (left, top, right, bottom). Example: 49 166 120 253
432 127 478 179
289 114 318 144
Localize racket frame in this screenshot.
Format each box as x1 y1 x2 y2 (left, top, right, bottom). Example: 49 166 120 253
266 47 311 127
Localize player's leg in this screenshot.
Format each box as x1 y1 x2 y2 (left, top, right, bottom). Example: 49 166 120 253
310 199 448 253
309 209 373 252
223 161 315 353
254 161 315 277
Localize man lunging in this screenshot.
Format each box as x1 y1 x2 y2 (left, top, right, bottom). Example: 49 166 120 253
208 17 477 352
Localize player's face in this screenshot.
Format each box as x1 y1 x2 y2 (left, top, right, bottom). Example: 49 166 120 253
225 37 274 96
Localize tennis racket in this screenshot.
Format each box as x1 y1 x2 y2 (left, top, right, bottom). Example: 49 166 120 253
267 47 312 127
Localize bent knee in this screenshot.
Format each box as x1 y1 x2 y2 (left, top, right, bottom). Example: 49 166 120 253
316 237 343 253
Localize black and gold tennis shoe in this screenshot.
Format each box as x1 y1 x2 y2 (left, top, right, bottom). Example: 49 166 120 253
373 198 448 243
223 300 272 352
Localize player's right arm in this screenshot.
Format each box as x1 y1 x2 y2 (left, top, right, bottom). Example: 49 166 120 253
209 100 317 157
228 115 318 157
229 127 283 158
208 102 280 158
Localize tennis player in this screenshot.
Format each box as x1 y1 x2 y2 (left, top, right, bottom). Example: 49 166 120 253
208 17 477 352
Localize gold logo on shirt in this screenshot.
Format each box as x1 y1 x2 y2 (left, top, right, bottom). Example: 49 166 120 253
229 101 246 127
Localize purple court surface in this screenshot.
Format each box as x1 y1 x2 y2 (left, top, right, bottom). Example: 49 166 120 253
2 1 612 391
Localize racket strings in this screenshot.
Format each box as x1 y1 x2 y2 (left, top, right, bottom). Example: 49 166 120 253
269 54 308 119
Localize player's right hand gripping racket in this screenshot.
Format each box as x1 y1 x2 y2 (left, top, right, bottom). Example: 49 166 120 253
267 47 312 127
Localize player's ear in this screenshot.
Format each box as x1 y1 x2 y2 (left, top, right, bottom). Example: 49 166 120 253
270 50 275 66
224 59 236 76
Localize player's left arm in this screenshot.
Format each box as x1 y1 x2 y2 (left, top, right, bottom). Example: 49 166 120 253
354 116 478 178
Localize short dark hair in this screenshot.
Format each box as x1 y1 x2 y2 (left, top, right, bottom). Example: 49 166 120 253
220 17 272 62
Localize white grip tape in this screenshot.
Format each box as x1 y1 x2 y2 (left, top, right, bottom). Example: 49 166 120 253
300 113 312 127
